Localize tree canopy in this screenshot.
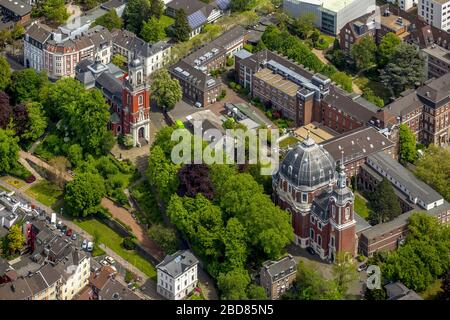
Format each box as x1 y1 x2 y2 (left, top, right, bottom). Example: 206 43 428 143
378 32 401 67
6 225 25 254
42 0 69 24
92 9 123 31
150 69 182 110
0 127 20 174
351 36 377 71
9 69 48 104
141 17 166 43
21 102 48 142
368 178 402 225
123 0 152 34
230 0 252 12
172 9 191 42
0 56 10 91
398 124 417 164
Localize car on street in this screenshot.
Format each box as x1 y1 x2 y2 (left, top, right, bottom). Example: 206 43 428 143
82 239 88 250
66 229 73 237
100 259 109 266
87 242 94 252
105 256 115 265
194 102 202 108
358 263 368 272
71 233 77 241
61 225 67 233
307 247 315 256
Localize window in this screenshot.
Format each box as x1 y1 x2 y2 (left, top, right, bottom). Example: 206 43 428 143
310 228 314 240
345 207 351 220
331 236 335 247
138 95 143 105
302 193 308 203
317 235 322 246
332 206 336 219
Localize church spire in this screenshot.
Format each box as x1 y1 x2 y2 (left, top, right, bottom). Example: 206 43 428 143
337 151 347 189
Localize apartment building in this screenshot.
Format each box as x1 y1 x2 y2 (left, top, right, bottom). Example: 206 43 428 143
156 250 199 300
383 72 450 146
260 255 297 300
0 0 31 25
387 0 417 11
418 0 450 32
422 44 450 78
54 250 90 300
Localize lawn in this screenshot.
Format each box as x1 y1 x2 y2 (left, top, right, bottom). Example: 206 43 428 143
0 176 26 189
354 193 371 220
278 136 300 148
419 279 443 300
354 76 392 103
315 34 335 50
0 184 10 192
73 218 157 279
160 15 174 29
25 180 63 207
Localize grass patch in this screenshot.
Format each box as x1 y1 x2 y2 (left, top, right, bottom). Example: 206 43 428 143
0 184 10 192
354 76 392 103
160 15 175 29
0 176 26 189
25 180 63 207
73 218 157 279
279 136 300 148
92 244 106 257
419 279 443 300
354 193 371 220
315 34 334 50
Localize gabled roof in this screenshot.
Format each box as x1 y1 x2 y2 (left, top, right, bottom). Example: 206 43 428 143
157 250 198 278
25 22 53 44
0 0 31 17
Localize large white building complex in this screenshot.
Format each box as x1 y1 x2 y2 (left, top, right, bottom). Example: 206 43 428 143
418 0 450 32
283 0 376 35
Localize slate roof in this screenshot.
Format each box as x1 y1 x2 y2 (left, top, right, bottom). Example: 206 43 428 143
25 22 53 44
100 0 126 11
95 72 123 106
262 255 296 279
0 277 32 300
157 250 198 278
385 281 423 300
111 28 171 56
0 0 31 17
170 59 221 91
167 0 211 16
99 278 140 300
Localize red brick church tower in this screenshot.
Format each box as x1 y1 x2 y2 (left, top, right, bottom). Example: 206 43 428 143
122 56 150 147
273 136 356 261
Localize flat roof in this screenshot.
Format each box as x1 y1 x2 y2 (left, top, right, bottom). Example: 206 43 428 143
0 0 31 17
294 122 336 144
422 45 450 64
381 14 411 32
254 68 299 96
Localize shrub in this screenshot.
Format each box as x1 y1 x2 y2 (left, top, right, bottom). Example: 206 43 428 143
217 89 227 101
9 164 33 181
121 236 136 250
125 270 135 283
95 206 112 220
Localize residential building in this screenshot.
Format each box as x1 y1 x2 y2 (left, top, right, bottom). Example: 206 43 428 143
283 0 376 35
422 44 450 78
384 281 423 300
260 255 297 300
235 49 379 128
23 22 53 72
387 0 417 11
53 250 90 300
0 0 31 25
170 26 247 107
156 250 199 300
357 151 450 256
76 56 151 147
383 72 450 146
110 28 172 77
418 0 450 32
273 135 358 261
59 7 108 39
165 0 223 38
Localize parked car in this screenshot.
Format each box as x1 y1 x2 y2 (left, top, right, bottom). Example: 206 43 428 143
100 259 109 266
66 229 73 237
87 242 94 252
194 102 202 108
82 239 88 250
105 256 115 265
61 225 67 233
71 233 77 241
307 247 315 256
357 263 368 272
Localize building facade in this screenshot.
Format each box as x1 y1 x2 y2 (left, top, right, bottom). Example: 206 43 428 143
156 250 199 300
418 0 450 32
260 255 297 300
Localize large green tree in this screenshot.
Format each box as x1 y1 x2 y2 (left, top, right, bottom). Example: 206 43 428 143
230 0 252 12
150 69 182 111
415 146 450 203
21 102 48 142
247 284 268 300
368 178 402 225
172 9 191 42
398 123 417 164
351 36 377 71
149 0 164 19
380 43 426 96
123 0 152 34
217 268 251 300
0 56 10 91
64 172 106 217
0 127 19 174
378 32 401 67
42 0 69 24
148 145 180 203
9 69 48 104
6 225 25 254
292 13 316 39
332 252 358 296
141 17 166 43
148 223 179 254
92 9 123 31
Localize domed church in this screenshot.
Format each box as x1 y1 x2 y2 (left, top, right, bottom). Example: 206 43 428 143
273 135 357 261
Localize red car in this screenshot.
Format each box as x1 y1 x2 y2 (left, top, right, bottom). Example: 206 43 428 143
66 229 73 237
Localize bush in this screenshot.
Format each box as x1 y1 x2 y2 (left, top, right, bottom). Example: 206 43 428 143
121 237 137 250
148 223 179 254
8 164 33 181
125 270 135 283
217 89 227 101
95 206 113 220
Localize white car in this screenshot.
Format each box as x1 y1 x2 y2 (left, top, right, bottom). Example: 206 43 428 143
194 102 202 108
100 259 109 266
81 239 88 250
87 242 94 252
105 256 115 265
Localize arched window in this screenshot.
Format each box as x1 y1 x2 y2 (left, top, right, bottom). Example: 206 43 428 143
345 207 351 220
117 125 121 133
138 95 143 105
137 71 142 85
310 228 315 240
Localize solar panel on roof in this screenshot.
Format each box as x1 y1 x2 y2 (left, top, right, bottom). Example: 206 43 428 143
188 10 207 30
216 0 230 11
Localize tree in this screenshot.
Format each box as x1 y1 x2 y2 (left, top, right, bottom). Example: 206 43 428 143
247 284 268 300
67 144 84 167
332 252 358 296
380 43 426 96
21 102 48 142
351 36 377 71
141 17 166 43
42 0 69 24
148 223 179 254
0 30 12 49
310 29 320 45
112 54 127 69
362 87 384 107
172 9 191 42
177 164 215 200
217 268 250 300
254 40 267 53
123 0 152 34
64 172 106 217
378 32 401 67
398 124 417 164
292 13 316 39
10 24 25 40
222 218 247 271
149 0 164 19
92 9 123 31
150 69 182 111
9 69 48 104
0 91 13 129
6 225 25 254
0 127 19 174
12 103 28 137
368 178 402 225
283 261 342 300
230 0 251 12
364 287 387 300
49 156 70 188
0 56 10 91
